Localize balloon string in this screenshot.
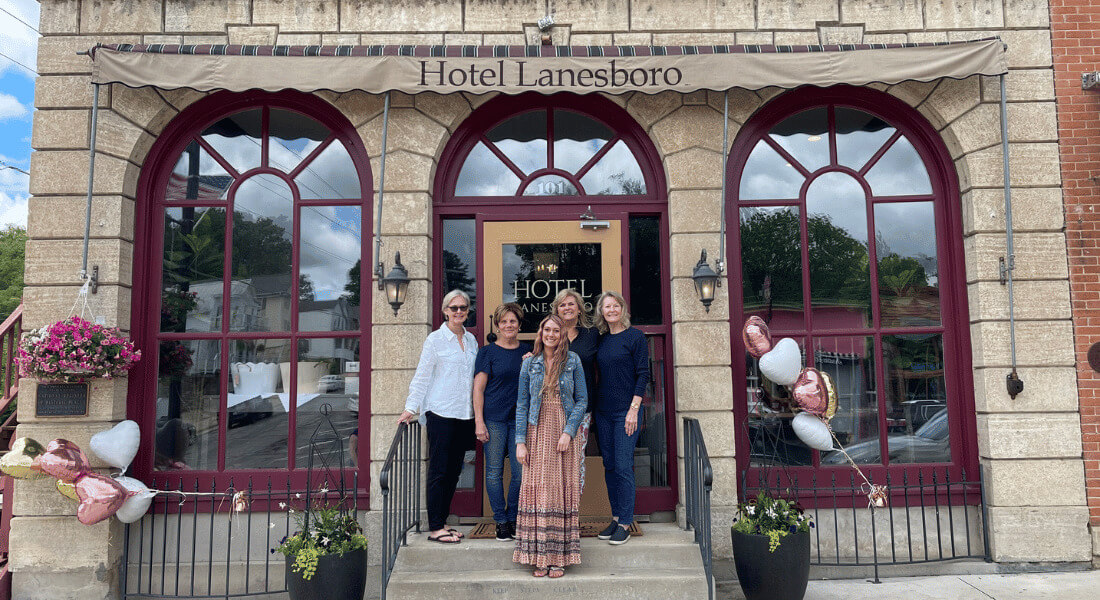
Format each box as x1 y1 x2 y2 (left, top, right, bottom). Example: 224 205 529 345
828 430 888 508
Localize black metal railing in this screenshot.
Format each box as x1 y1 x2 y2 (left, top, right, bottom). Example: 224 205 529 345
682 417 714 600
379 421 421 600
741 465 990 583
122 475 357 599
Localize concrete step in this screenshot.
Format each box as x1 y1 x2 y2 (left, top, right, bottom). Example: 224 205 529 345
386 565 710 600
387 523 711 599
393 523 703 572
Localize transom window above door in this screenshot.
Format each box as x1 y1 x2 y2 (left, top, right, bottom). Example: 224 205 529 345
453 108 648 197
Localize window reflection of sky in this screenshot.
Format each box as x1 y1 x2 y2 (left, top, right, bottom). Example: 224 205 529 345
835 108 896 171
455 141 521 195
739 141 804 199
769 107 829 173
301 206 362 300
874 202 938 284
866 137 932 196
579 140 646 194
806 172 867 244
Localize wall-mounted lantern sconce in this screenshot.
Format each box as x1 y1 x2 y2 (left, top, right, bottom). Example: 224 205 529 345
692 249 719 312
377 252 410 316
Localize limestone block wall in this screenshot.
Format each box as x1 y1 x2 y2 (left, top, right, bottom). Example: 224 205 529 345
18 1 1089 596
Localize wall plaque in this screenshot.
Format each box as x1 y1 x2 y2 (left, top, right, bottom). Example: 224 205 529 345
35 383 89 417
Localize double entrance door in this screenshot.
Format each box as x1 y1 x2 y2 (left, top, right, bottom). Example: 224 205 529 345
447 217 675 518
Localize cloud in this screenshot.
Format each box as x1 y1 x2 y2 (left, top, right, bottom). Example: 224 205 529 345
0 0 40 79
0 189 28 229
0 92 28 121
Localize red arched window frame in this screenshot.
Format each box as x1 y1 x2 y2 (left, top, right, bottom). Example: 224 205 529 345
727 86 979 496
128 90 373 493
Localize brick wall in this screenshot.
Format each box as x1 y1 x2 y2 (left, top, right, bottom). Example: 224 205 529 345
1051 0 1100 531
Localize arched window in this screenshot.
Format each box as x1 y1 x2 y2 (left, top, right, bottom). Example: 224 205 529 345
729 86 976 483
132 91 371 488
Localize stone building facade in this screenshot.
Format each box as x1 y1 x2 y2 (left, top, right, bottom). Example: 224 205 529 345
13 1 1095 598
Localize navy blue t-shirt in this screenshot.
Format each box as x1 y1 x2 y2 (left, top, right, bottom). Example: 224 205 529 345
474 342 532 423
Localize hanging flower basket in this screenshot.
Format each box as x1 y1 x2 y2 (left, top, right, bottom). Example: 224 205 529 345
17 316 141 383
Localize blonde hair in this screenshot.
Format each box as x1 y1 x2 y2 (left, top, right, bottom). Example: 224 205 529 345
592 290 632 334
532 315 570 396
492 302 524 327
550 288 592 328
440 289 471 313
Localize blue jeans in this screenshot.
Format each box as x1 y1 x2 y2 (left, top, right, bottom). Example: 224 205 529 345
483 419 521 524
594 408 642 527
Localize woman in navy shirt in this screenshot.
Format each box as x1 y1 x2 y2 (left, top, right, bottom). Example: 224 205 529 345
473 303 531 541
592 291 649 546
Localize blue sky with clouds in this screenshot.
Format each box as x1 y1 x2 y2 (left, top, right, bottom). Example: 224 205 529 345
0 0 39 229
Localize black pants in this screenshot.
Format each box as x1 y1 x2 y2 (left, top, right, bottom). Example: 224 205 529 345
425 412 474 531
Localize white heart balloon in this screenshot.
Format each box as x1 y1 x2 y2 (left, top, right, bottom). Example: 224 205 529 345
90 420 140 473
757 338 802 385
114 476 156 523
792 412 833 451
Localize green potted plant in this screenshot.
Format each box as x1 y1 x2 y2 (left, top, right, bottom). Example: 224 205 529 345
273 488 367 600
731 492 814 600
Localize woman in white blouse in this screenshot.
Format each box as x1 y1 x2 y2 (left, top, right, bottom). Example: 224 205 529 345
398 289 478 544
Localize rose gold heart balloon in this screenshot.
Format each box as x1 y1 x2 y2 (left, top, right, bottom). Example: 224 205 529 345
792 368 828 416
74 472 127 525
742 316 773 358
36 439 91 484
821 371 839 421
0 437 49 480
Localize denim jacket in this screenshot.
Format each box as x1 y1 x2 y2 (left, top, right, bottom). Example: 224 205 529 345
515 352 588 445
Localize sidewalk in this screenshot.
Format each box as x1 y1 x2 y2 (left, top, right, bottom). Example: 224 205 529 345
716 569 1100 599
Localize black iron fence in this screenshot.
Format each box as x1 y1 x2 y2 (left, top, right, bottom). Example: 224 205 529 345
379 421 421 600
682 417 714 600
123 474 358 599
741 465 990 582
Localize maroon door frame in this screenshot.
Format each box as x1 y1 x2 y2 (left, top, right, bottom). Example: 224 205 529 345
128 90 373 495
433 92 678 515
726 86 980 500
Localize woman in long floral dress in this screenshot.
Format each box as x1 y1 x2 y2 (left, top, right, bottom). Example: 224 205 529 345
513 315 588 578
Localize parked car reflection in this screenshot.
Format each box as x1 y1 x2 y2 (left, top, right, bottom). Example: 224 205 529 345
821 408 950 465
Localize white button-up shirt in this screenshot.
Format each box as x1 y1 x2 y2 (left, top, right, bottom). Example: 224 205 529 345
404 324 479 423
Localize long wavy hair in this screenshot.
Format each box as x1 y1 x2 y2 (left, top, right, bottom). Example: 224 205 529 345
531 314 571 396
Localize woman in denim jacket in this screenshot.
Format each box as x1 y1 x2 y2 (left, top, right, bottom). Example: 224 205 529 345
512 315 588 578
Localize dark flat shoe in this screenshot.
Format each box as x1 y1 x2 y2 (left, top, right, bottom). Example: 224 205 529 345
427 532 461 544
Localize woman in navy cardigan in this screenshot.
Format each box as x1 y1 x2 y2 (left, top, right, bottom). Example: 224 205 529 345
592 290 649 546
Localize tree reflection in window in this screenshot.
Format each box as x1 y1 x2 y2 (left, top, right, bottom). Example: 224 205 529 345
736 99 952 470
453 109 647 197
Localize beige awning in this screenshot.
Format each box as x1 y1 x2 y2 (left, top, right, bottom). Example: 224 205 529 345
90 38 1006 95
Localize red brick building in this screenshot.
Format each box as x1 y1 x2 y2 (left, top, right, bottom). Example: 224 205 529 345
1052 0 1100 555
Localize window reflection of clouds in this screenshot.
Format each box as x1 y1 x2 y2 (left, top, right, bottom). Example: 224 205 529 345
874 202 939 284
201 110 262 174
294 141 360 199
300 206 362 301
234 174 294 230
769 108 830 174
738 141 804 199
835 108 896 172
579 141 646 195
806 172 867 243
553 110 611 173
268 109 329 158
455 141 521 195
488 111 547 175
866 137 932 196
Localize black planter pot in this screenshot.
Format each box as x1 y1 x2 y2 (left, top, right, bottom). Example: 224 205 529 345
286 547 367 600
731 528 810 600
